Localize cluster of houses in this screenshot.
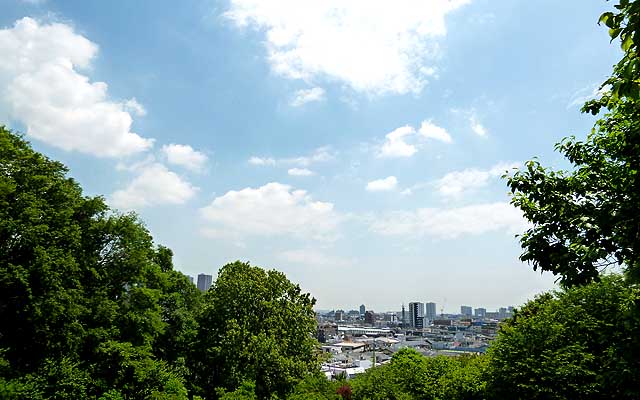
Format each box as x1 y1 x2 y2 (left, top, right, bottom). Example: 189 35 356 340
316 314 503 379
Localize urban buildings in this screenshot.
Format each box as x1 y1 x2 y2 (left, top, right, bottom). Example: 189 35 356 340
408 302 425 329
360 304 366 317
474 308 486 318
461 305 473 316
197 273 212 292
425 302 437 321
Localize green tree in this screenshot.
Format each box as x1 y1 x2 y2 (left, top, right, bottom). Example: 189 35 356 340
286 372 341 400
191 261 318 399
486 274 640 399
348 349 487 400
506 0 640 286
0 127 195 398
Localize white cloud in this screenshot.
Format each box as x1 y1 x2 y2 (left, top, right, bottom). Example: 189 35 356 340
0 17 153 157
248 156 277 166
369 202 527 239
288 167 315 176
469 115 487 137
200 182 341 240
225 0 470 95
378 121 451 158
161 143 208 172
284 146 335 166
435 162 518 199
249 146 335 167
366 176 398 192
418 120 452 143
567 84 609 109
290 87 325 107
123 98 147 116
110 163 199 210
379 125 417 158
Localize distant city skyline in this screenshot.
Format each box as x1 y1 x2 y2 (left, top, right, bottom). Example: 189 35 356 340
313 302 515 316
188 269 520 313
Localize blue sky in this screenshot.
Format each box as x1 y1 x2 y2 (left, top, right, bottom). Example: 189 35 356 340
0 0 621 312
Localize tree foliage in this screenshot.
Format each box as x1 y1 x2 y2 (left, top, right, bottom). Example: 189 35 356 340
191 261 319 399
507 0 640 286
347 349 487 400
486 275 640 399
0 127 200 398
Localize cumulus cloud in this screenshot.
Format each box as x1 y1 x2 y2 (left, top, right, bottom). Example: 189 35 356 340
0 17 153 157
123 98 147 116
418 120 452 143
366 176 398 192
369 202 527 238
248 146 335 167
469 115 487 137
199 182 341 241
225 0 470 95
285 146 335 166
435 162 518 198
290 87 325 107
378 121 451 158
161 143 208 172
110 163 199 210
248 156 277 166
379 125 417 158
288 168 315 176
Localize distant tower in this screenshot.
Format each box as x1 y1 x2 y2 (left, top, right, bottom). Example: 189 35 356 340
401 304 406 328
197 273 212 292
425 302 437 322
360 304 366 317
408 302 425 329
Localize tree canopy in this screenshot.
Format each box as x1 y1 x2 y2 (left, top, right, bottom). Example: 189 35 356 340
486 275 640 399
0 127 201 398
190 261 319 399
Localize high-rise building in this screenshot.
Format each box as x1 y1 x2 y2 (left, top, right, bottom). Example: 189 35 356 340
461 305 473 316
401 304 406 328
474 307 487 318
335 309 345 321
360 304 366 317
425 302 437 321
187 275 194 284
408 302 425 329
197 273 212 292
